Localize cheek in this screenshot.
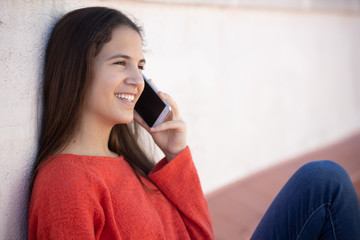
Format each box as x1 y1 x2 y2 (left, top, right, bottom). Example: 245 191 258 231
86 78 112 107
93 71 118 94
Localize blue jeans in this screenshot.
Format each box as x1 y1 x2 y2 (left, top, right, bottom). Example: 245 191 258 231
251 161 360 240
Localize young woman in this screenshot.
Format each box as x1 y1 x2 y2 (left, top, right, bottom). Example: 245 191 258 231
29 6 360 240
28 7 212 239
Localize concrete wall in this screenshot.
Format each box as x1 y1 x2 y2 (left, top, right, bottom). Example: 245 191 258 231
1 0 360 238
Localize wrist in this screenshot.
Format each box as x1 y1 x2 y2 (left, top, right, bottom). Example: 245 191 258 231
165 153 177 162
165 146 187 161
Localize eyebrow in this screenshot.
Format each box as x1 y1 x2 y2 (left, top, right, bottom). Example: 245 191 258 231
107 54 146 63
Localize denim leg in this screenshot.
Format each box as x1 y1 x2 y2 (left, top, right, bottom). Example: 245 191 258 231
251 161 360 240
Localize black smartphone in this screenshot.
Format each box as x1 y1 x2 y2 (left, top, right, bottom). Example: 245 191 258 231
135 74 171 128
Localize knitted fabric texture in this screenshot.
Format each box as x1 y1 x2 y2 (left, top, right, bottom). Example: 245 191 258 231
29 147 214 240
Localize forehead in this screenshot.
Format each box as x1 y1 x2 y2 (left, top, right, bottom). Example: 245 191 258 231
97 26 143 60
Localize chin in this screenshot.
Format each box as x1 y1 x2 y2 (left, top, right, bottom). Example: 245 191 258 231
115 114 134 125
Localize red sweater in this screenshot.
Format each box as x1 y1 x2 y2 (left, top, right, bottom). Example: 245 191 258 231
29 147 214 239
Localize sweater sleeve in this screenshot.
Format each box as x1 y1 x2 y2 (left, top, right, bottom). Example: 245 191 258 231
148 146 214 239
28 161 105 240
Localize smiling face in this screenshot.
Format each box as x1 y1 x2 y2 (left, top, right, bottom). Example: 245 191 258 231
83 26 145 127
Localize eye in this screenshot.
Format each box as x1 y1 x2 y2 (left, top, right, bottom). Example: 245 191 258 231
138 65 145 70
114 61 126 66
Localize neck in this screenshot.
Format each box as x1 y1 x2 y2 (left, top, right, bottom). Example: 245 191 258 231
60 115 118 158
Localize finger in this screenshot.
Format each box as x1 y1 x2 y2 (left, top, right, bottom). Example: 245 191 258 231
151 119 186 133
158 92 181 120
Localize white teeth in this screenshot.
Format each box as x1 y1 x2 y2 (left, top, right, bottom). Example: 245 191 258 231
115 94 134 102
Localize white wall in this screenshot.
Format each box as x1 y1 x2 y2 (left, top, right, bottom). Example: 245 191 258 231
1 0 360 238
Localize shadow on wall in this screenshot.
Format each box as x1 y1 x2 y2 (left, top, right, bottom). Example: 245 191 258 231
3 172 31 239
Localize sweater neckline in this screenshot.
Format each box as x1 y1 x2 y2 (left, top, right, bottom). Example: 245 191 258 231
51 153 123 161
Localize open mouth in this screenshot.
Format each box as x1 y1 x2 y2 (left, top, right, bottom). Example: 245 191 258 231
115 93 135 103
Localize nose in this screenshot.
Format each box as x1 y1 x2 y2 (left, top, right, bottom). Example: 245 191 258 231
125 69 144 88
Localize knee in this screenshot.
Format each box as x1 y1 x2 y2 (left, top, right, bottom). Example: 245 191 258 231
296 160 352 188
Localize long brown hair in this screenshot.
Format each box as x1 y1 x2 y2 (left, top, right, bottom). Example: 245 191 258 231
30 7 155 192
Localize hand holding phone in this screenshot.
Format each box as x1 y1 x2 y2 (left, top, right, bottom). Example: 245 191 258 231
134 75 187 161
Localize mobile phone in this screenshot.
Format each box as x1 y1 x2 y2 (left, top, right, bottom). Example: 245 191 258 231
135 74 171 128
